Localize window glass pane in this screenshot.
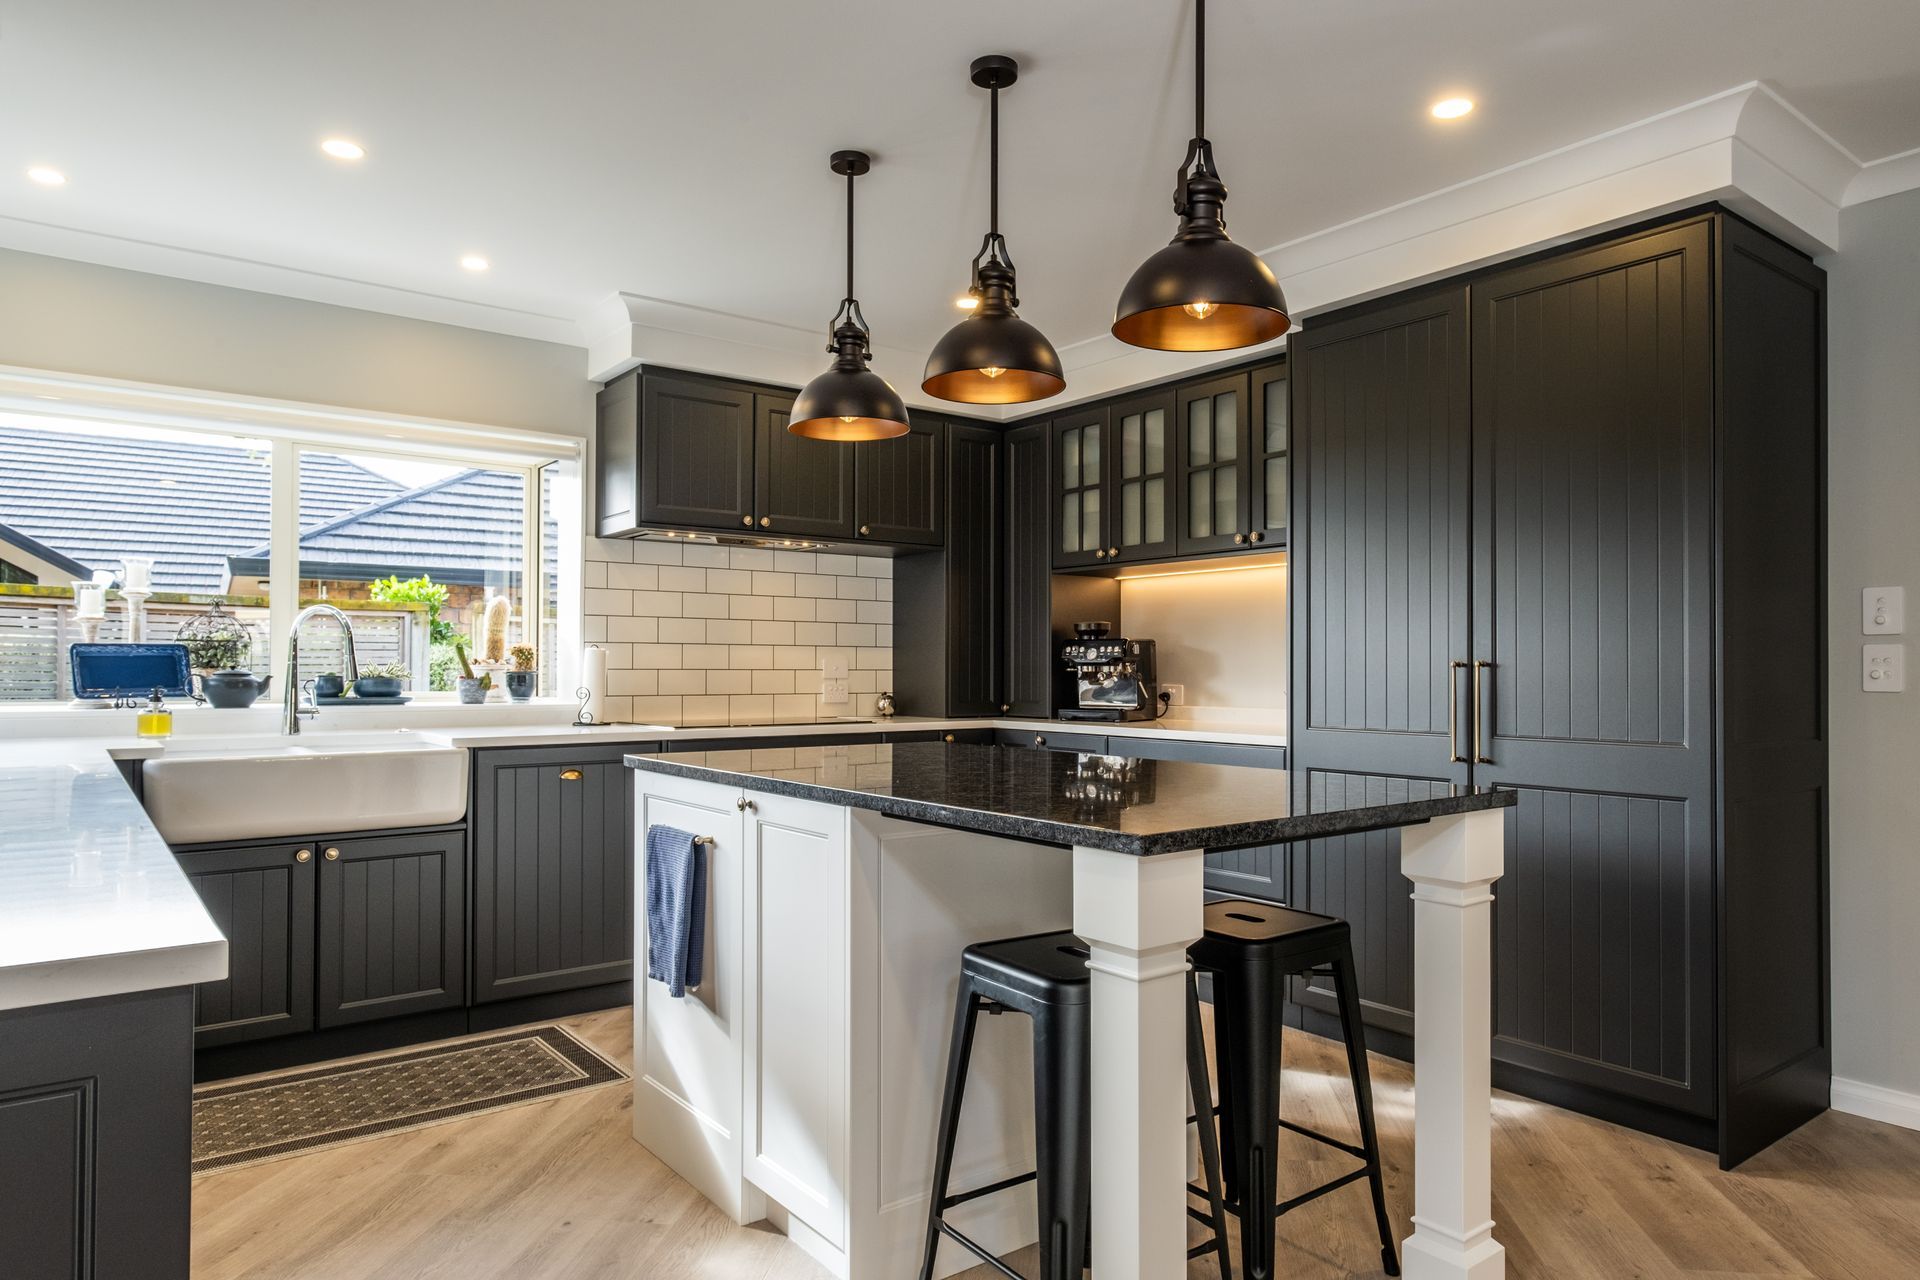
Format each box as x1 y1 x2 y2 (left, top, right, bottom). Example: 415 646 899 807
1082 421 1100 474
1264 378 1288 454
299 450 527 695
1121 414 1141 480
1144 409 1165 474
1215 470 1238 535
1188 398 1212 465
538 463 565 697
1144 477 1166 543
1061 493 1081 552
1082 488 1101 550
1188 470 1212 538
1215 392 1238 461
1265 457 1288 530
1122 482 1141 547
1061 428 1080 489
0 416 272 702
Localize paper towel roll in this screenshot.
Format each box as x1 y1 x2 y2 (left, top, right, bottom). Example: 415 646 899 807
581 644 608 724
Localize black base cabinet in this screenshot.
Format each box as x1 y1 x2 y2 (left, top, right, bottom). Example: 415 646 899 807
1288 206 1827 1166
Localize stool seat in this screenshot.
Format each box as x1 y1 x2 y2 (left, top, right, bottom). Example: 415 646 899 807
1193 900 1347 963
962 932 1091 1007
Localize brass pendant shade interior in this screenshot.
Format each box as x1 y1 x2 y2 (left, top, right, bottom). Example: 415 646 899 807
1111 0 1289 352
790 150 911 441
922 55 1064 405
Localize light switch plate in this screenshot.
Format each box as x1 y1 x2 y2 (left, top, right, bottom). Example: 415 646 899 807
821 655 849 681
1863 643 1905 692
1863 586 1905 635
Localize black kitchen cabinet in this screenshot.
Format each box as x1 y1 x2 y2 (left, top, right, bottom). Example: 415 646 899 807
1288 208 1828 1165
1176 371 1258 556
754 389 854 540
1051 406 1110 568
992 727 1111 753
855 413 944 546
1103 735 1292 901
883 728 997 745
892 421 1001 715
471 745 637 1004
1108 389 1177 562
635 371 757 532
1002 422 1054 716
316 830 466 1027
1248 359 1289 543
1103 735 1286 770
176 840 316 1047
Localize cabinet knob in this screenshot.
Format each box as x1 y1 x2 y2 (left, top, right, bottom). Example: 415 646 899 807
741 515 753 527
1033 734 1046 747
295 848 311 863
999 704 1010 713
735 796 756 812
1233 533 1247 545
1108 547 1119 558
859 524 871 536
943 733 955 743
559 768 583 781
323 847 340 861
1095 548 1107 559
759 517 771 528
1250 530 1265 544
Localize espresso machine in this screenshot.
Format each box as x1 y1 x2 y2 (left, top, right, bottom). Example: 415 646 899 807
1059 622 1164 722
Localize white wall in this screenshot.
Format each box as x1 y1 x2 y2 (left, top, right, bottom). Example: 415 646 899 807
1820 186 1920 1119
1116 564 1287 717
0 247 592 436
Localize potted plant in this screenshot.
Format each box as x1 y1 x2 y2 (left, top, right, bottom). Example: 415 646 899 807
353 662 411 700
506 644 537 702
453 640 492 705
313 671 345 699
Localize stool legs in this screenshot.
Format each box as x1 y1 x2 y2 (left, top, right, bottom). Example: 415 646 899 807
1031 1007 1091 1280
1332 951 1401 1277
1187 973 1235 1280
1213 960 1284 1280
920 979 985 1280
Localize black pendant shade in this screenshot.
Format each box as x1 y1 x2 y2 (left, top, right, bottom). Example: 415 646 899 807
791 151 911 441
1111 0 1289 352
922 55 1065 405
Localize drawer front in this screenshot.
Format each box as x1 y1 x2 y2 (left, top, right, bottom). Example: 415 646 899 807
1102 736 1286 769
993 727 1109 753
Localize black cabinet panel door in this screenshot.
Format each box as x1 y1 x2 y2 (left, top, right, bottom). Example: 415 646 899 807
755 390 855 539
316 830 466 1027
1051 407 1110 568
474 749 635 1003
855 414 943 545
1107 389 1177 562
945 422 1002 715
595 372 640 536
178 841 316 1047
638 372 757 531
1003 422 1053 717
1175 371 1253 556
1249 359 1289 546
1289 287 1473 782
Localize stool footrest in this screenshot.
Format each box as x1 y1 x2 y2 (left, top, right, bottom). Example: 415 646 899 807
1278 1115 1368 1161
933 1220 1025 1280
1274 1165 1371 1217
938 1169 1036 1212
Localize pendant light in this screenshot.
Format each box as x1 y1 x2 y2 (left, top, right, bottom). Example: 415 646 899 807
790 150 912 441
1111 0 1289 352
921 55 1065 405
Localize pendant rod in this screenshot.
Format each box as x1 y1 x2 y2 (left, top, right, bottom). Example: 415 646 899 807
989 80 1000 237
1195 0 1206 141
844 169 855 302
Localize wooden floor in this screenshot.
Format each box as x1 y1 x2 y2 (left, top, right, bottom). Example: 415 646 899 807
192 1006 1920 1279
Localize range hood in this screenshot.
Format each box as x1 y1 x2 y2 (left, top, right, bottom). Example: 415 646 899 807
632 529 832 552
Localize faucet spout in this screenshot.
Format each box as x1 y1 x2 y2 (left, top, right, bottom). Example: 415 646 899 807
284 604 360 735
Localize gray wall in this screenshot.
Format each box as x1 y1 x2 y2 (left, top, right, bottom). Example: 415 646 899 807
0 247 591 436
1821 186 1920 1109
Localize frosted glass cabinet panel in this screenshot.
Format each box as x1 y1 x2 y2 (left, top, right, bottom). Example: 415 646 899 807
1112 389 1176 562
1052 407 1110 568
1177 371 1253 556
1251 362 1289 540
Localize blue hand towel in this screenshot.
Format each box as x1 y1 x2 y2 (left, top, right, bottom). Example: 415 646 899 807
645 824 708 998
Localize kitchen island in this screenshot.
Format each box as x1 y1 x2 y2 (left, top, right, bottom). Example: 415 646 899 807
627 741 1515 1280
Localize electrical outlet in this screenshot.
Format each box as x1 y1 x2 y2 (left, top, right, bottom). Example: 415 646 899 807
1162 682 1186 706
1864 586 1905 635
821 676 849 705
1863 643 1906 692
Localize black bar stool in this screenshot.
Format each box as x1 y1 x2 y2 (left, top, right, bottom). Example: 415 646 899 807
1192 900 1400 1280
919 930 1233 1280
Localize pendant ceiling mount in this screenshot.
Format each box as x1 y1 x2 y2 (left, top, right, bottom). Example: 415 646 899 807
790 149 912 442
922 54 1066 406
1111 0 1289 352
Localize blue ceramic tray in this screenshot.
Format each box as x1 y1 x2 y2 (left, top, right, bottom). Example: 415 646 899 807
69 643 193 700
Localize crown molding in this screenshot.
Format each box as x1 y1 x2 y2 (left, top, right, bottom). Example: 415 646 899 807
1847 147 1920 208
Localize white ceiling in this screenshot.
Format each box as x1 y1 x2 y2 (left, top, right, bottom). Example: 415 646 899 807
4 0 1919 359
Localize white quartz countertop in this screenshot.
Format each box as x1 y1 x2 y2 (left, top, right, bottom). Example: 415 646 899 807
417 714 1287 750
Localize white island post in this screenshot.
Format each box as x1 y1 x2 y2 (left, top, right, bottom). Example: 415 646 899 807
627 743 1512 1280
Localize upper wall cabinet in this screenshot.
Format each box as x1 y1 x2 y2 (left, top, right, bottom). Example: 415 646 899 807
595 367 940 547
1051 405 1109 568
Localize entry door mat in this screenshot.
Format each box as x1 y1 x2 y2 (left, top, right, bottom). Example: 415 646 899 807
192 1025 628 1175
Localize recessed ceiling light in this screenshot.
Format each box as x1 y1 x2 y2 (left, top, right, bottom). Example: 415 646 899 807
320 138 366 161
27 167 66 186
460 254 490 272
1430 97 1475 121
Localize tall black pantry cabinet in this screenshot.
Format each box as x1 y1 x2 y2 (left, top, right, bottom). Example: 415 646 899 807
1287 209 1826 1167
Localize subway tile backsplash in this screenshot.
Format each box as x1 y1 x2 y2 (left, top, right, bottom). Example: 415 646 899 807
582 538 892 724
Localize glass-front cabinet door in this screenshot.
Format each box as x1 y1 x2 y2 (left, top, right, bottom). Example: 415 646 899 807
1051 406 1110 568
1109 389 1175 562
1176 371 1253 555
1249 359 1288 547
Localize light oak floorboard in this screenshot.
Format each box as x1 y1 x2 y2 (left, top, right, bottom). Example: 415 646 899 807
192 1006 1920 1279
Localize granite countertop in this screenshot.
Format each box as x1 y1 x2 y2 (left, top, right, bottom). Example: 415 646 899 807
625 741 1511 856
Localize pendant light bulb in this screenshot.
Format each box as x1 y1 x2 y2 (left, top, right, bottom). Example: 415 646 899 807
922 55 1066 406
1112 0 1289 351
790 151 911 442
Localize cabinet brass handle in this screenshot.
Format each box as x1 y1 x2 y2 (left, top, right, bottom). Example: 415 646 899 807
1095 548 1107 559
943 733 955 743
1033 734 1046 747
1233 533 1247 545
735 796 755 812
759 517 771 529
1448 661 1469 763
1250 530 1265 544
859 524 871 536
324 847 340 861
999 703 1010 713
295 848 312 863
1473 660 1494 764
559 768 583 781
1108 546 1119 558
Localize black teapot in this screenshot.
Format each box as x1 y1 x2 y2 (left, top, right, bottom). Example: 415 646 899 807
200 670 273 709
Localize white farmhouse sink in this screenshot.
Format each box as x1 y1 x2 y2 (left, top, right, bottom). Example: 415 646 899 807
140 731 468 845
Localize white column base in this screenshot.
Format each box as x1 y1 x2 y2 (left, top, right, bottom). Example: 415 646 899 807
1403 1216 1506 1280
1073 845 1205 1280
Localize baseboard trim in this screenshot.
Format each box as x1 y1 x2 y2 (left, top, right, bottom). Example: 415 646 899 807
1832 1077 1920 1131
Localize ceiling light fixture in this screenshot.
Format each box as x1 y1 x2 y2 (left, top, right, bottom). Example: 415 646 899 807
27 167 66 186
954 295 979 310
1430 96 1475 120
922 55 1065 406
788 150 911 442
1111 0 1289 352
320 138 366 161
460 254 490 272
